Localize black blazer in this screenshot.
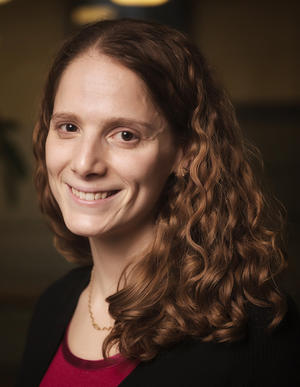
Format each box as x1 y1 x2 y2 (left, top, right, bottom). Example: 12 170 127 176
16 266 300 387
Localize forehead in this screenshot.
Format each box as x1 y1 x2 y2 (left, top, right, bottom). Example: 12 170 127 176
54 52 155 115
52 51 169 135
56 51 147 100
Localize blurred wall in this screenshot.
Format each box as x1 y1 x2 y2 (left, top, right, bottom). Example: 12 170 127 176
193 0 300 102
192 0 300 304
0 0 299 385
0 1 73 384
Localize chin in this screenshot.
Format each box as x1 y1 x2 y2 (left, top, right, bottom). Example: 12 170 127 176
63 219 95 237
67 225 104 238
63 218 114 238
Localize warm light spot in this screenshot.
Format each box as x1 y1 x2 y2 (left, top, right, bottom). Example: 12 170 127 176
71 5 118 25
111 0 169 6
0 0 12 4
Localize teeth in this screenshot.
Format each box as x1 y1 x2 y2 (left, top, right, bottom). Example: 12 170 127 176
86 193 94 201
71 187 114 201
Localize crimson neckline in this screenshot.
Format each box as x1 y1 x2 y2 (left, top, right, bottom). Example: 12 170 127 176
62 325 123 370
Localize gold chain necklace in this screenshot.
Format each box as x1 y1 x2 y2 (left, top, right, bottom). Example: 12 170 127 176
88 268 113 331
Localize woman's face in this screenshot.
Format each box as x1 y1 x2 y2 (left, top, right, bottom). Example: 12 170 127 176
45 51 181 238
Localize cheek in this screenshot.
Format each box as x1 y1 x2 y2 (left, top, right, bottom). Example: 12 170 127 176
45 136 67 177
45 137 55 177
110 147 173 188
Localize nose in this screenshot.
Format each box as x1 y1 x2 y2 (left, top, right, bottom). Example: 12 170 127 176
71 134 107 179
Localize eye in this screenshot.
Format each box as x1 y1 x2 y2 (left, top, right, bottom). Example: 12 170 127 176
120 131 135 141
110 130 139 144
60 123 78 132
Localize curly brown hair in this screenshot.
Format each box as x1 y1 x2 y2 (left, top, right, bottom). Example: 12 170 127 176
33 18 287 361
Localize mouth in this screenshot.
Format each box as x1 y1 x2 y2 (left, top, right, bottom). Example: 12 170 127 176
71 187 120 201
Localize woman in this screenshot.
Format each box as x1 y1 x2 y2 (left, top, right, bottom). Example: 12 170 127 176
17 19 299 386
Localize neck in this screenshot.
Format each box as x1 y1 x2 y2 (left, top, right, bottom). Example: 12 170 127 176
89 221 155 299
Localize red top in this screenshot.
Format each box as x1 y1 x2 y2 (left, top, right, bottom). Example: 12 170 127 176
40 329 139 387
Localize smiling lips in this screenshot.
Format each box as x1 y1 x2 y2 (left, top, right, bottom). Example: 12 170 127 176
71 187 119 201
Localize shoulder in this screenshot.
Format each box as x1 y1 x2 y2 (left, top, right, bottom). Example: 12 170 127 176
16 266 92 386
34 265 92 316
122 296 300 387
245 295 300 355
25 265 92 351
243 295 300 384
38 265 91 301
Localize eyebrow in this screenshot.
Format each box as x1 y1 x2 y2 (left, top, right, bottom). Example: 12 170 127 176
50 112 157 133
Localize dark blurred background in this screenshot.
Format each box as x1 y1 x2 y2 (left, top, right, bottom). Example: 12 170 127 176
0 0 299 385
